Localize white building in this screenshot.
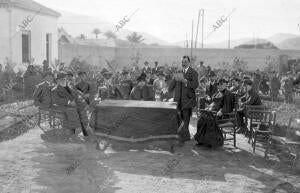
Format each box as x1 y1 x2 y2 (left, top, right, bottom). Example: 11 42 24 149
0 0 60 67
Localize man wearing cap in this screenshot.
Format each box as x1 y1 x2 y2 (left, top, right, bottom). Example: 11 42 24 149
153 71 167 101
169 55 199 146
237 79 262 133
52 72 82 135
33 71 55 108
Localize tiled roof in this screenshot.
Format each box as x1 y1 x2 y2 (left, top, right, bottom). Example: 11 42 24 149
0 0 60 17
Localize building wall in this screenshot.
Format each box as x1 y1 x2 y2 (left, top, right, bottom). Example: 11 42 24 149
60 44 300 70
59 43 116 67
0 7 58 69
0 9 10 65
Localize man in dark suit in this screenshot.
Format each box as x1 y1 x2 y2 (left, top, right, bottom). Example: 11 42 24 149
169 55 199 146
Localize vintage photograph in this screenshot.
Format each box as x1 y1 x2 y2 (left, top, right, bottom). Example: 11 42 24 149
0 0 300 192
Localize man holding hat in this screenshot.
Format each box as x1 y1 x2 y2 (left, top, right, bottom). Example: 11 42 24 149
33 71 54 108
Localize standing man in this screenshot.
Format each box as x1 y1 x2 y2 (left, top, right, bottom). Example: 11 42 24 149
33 71 55 108
152 61 159 75
282 71 294 104
169 56 199 146
142 61 152 74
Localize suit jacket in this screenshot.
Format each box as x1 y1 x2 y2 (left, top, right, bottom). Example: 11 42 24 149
33 81 53 108
52 85 75 106
168 67 199 110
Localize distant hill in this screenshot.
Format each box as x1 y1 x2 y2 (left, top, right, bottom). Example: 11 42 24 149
57 10 172 46
276 37 300 50
267 33 299 44
234 41 278 49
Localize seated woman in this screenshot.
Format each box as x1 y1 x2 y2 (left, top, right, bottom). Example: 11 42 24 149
194 79 235 148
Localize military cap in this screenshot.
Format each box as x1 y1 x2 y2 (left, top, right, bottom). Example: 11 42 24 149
137 76 146 82
157 71 165 76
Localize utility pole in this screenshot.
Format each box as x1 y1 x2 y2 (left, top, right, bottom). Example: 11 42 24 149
195 9 201 49
201 9 204 48
191 20 194 59
228 19 231 49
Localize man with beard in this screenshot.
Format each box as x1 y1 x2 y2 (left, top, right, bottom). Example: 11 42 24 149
169 55 199 146
194 78 235 147
52 72 83 136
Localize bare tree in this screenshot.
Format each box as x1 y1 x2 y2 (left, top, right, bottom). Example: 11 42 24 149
104 30 117 39
92 28 101 39
126 32 145 43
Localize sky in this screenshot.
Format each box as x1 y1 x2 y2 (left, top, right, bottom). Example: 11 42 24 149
35 0 300 43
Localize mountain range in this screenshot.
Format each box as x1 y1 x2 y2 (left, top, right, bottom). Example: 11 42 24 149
57 10 300 50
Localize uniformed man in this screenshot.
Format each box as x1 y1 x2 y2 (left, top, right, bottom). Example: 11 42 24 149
52 72 83 136
75 71 91 104
33 71 55 108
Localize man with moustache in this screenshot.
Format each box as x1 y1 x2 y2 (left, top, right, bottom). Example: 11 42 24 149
169 55 199 146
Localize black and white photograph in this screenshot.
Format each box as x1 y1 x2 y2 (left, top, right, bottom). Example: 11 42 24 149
0 0 300 192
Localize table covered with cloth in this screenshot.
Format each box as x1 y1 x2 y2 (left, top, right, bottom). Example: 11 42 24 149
89 100 180 142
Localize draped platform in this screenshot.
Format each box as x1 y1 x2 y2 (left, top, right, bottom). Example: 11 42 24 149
90 100 179 142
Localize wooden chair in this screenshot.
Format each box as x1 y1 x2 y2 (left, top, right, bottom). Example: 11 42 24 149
245 105 270 142
218 94 238 147
248 110 276 155
266 117 300 169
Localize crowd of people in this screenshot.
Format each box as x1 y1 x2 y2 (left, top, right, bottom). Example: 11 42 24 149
1 56 300 147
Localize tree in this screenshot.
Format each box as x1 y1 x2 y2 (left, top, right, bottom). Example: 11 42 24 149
104 30 117 39
77 34 86 40
126 32 145 44
92 28 101 39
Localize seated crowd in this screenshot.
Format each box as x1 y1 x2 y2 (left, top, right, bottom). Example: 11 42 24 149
32 57 298 149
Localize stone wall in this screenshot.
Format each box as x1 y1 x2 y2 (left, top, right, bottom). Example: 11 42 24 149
60 43 300 70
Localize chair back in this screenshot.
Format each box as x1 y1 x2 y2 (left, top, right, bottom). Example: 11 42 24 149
248 110 276 130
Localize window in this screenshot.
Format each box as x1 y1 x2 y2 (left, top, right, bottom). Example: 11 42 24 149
22 31 31 63
46 33 52 63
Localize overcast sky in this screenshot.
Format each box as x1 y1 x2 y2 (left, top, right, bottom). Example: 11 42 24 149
36 0 300 43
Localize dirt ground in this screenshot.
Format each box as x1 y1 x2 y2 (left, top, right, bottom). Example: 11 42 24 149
0 113 299 193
